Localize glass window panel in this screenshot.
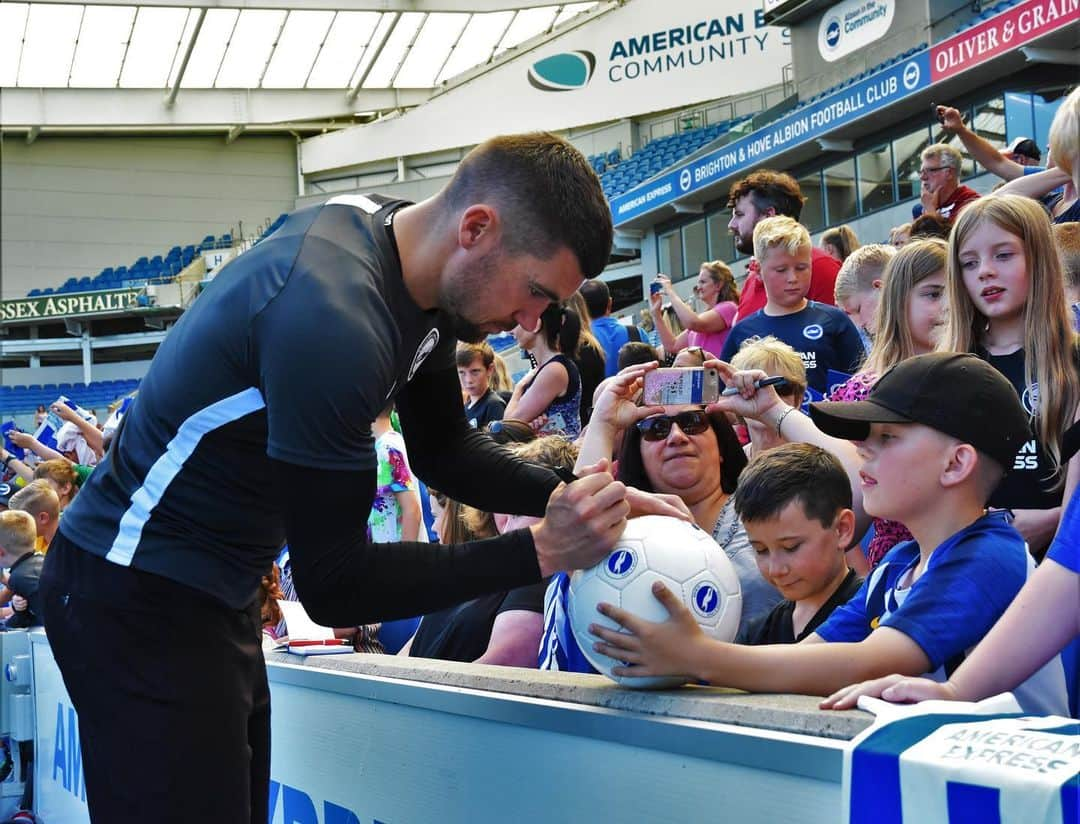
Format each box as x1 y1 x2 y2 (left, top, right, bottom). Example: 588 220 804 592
973 95 1008 173
348 13 397 89
554 3 598 27
361 12 424 88
262 10 335 88
393 13 469 88
893 126 930 202
707 211 734 262
180 9 239 88
682 220 708 278
216 9 287 88
20 4 81 87
0 4 30 87
70 6 136 88
126 7 193 89
164 9 203 89
658 231 683 280
824 158 857 225
857 144 894 214
308 12 380 88
436 12 514 83
798 170 825 233
495 8 559 55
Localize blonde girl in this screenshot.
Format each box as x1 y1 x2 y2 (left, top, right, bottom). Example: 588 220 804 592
941 194 1080 555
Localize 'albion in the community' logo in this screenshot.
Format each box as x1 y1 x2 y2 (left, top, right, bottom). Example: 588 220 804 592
528 51 596 91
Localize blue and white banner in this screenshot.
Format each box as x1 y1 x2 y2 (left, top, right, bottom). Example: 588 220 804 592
611 49 930 224
845 700 1079 824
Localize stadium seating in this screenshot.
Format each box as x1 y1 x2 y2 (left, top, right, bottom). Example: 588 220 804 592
26 232 237 297
0 378 141 416
598 120 744 198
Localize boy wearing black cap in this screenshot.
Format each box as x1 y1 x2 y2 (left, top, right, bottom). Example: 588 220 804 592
589 353 1069 714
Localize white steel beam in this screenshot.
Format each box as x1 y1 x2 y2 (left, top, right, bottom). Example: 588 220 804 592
23 0 568 11
1 87 433 128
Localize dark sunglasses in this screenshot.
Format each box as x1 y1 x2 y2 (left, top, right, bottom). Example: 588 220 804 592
636 410 710 441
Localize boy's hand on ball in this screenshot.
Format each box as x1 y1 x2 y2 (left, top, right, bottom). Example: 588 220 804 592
590 581 707 680
531 459 629 576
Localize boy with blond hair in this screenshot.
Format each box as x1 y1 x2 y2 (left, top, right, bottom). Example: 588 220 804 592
834 244 896 351
590 353 1068 715
9 479 60 552
720 216 864 393
0 510 45 628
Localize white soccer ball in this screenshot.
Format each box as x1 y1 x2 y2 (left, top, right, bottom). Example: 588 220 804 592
568 515 742 689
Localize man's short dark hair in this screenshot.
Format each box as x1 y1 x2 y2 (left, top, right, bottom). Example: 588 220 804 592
578 280 610 319
443 132 613 278
617 341 660 371
734 443 851 528
726 170 806 221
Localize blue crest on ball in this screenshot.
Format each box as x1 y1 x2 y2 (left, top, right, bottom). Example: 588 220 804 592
528 51 596 92
606 548 636 577
692 582 720 617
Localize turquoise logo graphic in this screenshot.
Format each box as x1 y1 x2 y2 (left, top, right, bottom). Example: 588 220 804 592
528 51 596 91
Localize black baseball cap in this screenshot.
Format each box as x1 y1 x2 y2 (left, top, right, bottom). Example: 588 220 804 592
808 353 1030 469
0 481 16 508
1005 137 1041 162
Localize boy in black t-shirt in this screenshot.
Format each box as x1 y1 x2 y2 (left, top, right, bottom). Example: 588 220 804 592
457 342 506 429
736 444 862 645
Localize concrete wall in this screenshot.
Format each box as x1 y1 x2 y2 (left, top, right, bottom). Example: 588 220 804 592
1 134 298 299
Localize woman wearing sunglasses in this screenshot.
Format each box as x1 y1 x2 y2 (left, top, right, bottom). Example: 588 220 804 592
574 364 783 641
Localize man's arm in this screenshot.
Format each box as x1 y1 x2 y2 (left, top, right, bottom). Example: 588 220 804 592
936 105 1025 180
282 459 628 627
395 362 561 517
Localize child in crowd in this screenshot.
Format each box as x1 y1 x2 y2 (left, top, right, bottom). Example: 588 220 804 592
942 194 1080 556
506 303 583 440
821 225 860 264
456 342 506 430
0 511 45 629
737 444 863 645
833 244 895 354
367 405 424 544
829 238 950 567
8 480 60 552
32 459 83 510
588 354 1069 715
719 216 864 394
729 336 807 458
1054 222 1080 330
889 223 911 248
823 486 1080 715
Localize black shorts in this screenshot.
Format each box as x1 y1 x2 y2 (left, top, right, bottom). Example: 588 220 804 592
40 532 270 823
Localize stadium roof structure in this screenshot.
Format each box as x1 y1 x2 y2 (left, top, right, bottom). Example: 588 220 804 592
0 0 604 138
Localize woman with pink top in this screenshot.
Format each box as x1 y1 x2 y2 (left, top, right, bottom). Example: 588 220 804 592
650 261 739 361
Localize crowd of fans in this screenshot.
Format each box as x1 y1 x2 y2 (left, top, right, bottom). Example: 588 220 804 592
2 89 1079 718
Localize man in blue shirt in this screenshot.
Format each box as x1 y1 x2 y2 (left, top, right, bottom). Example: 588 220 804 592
580 279 630 377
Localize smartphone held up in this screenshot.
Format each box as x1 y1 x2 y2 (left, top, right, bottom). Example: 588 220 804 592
641 367 721 406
